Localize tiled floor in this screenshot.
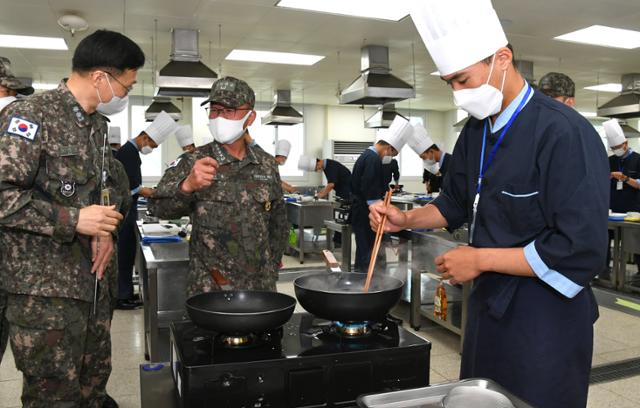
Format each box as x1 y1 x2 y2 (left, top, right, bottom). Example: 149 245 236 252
1 280 640 407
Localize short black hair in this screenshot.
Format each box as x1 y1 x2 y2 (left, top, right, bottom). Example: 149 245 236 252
72 30 145 74
376 140 390 147
426 144 440 152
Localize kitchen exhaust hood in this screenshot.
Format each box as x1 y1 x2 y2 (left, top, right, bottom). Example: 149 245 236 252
364 104 407 128
619 120 640 139
261 90 303 126
339 45 415 105
145 96 181 122
597 74 640 119
156 29 217 98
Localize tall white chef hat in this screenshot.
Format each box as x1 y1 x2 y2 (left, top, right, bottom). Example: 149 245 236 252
604 119 626 147
410 0 508 76
144 111 178 145
298 154 317 172
175 125 194 147
108 126 121 144
377 116 412 152
275 139 292 157
408 124 434 155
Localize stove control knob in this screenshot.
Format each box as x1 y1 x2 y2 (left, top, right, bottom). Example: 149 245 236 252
257 375 264 384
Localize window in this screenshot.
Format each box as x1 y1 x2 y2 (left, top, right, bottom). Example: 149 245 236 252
130 104 164 178
276 124 304 177
399 116 426 178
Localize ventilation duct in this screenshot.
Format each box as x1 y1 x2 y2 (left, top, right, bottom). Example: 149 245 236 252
156 29 217 98
145 96 182 122
364 104 407 128
597 74 640 119
261 90 303 126
619 120 640 139
339 45 415 105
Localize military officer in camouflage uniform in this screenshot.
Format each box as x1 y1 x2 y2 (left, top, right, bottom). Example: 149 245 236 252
0 30 143 407
0 56 34 365
149 77 288 297
538 72 576 107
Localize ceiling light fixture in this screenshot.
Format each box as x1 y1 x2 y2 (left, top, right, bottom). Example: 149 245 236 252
0 34 68 50
225 49 325 66
555 25 640 49
276 0 410 22
584 83 623 93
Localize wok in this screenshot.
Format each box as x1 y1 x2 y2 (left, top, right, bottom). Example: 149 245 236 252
294 272 404 322
186 290 296 334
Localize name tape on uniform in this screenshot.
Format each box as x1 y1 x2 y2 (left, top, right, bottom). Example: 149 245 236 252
6 117 39 142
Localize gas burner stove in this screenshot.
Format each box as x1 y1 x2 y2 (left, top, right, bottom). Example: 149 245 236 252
170 313 431 408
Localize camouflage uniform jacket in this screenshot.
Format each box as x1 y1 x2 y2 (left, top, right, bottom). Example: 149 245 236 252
0 81 130 302
148 140 288 297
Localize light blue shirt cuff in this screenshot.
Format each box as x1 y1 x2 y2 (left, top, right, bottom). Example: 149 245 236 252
367 199 381 206
524 241 583 298
636 179 640 186
131 185 142 196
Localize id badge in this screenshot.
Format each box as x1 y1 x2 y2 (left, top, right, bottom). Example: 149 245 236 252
617 181 624 191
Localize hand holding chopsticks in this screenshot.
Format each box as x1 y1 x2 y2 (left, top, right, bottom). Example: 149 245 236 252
364 189 393 292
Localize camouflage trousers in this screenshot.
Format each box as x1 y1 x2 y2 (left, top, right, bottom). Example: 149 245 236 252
0 288 7 362
5 284 114 408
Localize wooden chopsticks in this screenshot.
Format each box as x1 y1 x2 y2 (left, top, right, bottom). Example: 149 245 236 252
364 189 393 292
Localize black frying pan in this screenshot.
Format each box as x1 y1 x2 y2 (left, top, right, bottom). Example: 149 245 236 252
186 290 296 334
294 272 404 322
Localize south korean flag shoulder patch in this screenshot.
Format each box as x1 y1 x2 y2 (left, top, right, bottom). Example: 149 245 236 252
6 116 39 142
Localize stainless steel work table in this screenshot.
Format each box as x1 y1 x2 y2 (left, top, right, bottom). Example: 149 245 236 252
286 200 336 263
324 219 353 271
392 229 469 351
136 225 189 362
610 220 640 293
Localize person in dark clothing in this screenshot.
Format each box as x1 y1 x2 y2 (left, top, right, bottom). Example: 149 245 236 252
373 5 608 405
115 111 177 309
351 117 412 272
298 155 352 200
603 119 640 280
408 124 451 193
382 158 400 189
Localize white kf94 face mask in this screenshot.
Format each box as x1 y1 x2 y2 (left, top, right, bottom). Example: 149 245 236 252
208 111 252 145
453 54 507 120
96 75 129 116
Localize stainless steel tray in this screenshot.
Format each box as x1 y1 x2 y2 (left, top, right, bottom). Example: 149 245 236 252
357 378 533 408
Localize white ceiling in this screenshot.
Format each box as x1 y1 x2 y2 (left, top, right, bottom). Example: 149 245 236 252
1 0 640 112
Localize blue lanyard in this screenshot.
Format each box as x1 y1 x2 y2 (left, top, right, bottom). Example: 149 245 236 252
476 85 533 194
469 84 532 244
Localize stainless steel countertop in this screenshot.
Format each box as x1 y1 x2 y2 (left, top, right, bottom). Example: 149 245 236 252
286 200 335 207
137 223 189 269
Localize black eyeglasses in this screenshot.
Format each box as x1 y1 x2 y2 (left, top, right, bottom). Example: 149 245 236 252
106 72 134 94
205 107 252 119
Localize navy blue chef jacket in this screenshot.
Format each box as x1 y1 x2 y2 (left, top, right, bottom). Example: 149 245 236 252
323 158 352 200
115 140 143 301
431 84 609 408
351 147 387 271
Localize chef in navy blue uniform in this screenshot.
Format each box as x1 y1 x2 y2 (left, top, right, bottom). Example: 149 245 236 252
408 124 449 193
370 2 609 407
351 116 412 272
603 119 640 280
298 155 352 200
115 110 177 309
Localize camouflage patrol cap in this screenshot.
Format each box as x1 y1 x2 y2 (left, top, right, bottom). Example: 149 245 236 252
538 72 575 98
0 57 34 95
200 76 255 108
